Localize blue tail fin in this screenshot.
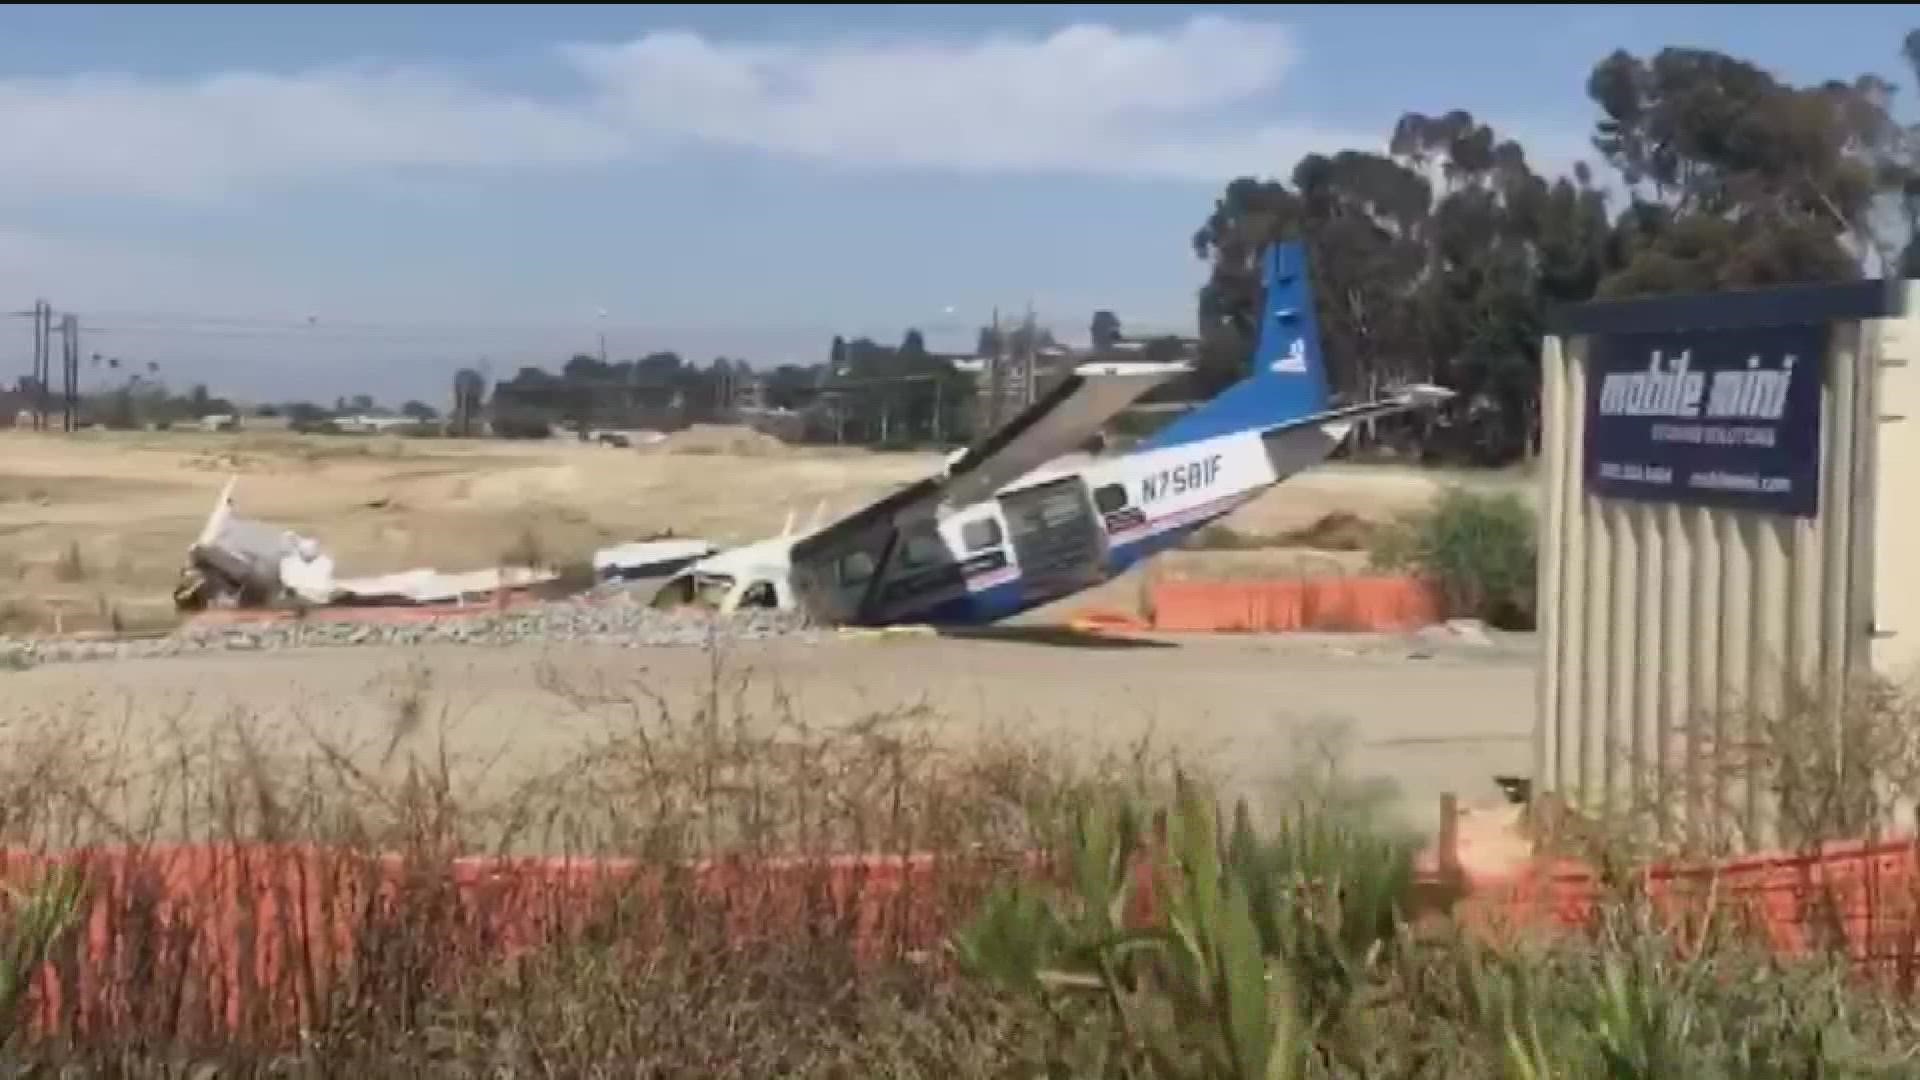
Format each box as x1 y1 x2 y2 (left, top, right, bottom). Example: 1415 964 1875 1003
1138 240 1330 451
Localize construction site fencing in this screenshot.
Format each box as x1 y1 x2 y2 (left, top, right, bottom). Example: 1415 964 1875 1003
10 827 1920 1045
0 844 1042 1045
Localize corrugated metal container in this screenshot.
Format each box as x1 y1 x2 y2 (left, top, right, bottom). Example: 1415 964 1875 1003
1536 280 1917 849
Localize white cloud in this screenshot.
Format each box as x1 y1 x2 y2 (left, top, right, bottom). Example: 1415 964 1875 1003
564 15 1364 180
0 14 1370 199
0 66 623 199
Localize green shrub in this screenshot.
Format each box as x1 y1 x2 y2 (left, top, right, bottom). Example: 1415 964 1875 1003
953 768 1424 1078
951 768 1920 1079
1367 487 1536 629
0 867 87 1043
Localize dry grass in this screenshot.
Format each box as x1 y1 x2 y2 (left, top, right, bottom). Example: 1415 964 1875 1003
5 641 1918 1074
0 641 1182 1071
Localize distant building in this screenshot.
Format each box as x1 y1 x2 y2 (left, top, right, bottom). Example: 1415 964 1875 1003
731 373 768 413
330 414 419 434
953 347 1073 432
0 389 29 429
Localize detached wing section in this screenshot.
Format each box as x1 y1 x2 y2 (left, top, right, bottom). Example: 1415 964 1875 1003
788 361 1189 624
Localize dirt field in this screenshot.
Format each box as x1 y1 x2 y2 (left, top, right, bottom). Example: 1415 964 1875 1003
0 629 1537 838
0 427 1541 844
0 426 1532 633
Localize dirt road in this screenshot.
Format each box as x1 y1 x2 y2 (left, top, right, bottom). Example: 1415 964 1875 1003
0 628 1536 837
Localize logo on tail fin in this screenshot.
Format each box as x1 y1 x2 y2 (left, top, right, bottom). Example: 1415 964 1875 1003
1271 337 1307 374
1133 240 1330 451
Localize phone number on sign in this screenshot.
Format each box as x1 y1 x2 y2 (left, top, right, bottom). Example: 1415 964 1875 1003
1596 462 1674 485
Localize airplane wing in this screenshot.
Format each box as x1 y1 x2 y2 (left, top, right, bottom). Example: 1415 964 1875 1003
786 360 1188 617
933 360 1193 511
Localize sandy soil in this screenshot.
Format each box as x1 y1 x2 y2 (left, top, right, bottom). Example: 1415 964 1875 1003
0 427 1532 633
0 428 1541 846
0 630 1537 838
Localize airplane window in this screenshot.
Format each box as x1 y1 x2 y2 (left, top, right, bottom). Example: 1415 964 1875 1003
649 575 695 609
694 575 734 609
900 529 946 568
739 581 777 609
838 551 875 586
1093 483 1129 514
1041 489 1084 526
960 518 1002 552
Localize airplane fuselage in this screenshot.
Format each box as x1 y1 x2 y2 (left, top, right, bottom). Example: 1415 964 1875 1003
651 238 1450 629
665 415 1353 627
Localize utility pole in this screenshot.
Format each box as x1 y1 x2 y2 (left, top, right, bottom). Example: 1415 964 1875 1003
58 313 79 431
11 300 51 430
33 300 48 430
35 301 48 430
1022 301 1037 408
985 307 1003 433
932 373 944 446
30 299 45 426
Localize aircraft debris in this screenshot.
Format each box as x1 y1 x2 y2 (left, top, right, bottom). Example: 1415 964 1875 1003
173 478 558 612
591 537 718 582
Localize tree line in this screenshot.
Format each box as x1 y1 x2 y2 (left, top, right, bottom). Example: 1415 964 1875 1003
479 331 1027 446
469 37 1920 464
31 38 1906 459
1193 35 1920 465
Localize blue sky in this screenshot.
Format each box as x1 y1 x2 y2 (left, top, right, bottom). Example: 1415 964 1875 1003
1 3 1912 405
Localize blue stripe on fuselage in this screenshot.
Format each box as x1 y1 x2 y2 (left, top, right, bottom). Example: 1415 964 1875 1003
874 498 1246 627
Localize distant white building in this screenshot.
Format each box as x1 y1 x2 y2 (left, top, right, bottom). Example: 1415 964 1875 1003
331 414 419 434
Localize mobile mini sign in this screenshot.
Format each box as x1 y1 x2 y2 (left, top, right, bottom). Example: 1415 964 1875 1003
1583 323 1828 517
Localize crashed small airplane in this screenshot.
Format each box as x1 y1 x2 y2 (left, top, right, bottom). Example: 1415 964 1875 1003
174 476 559 611
650 240 1454 626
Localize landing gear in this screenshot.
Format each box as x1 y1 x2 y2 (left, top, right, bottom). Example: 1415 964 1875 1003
172 568 212 612
171 565 275 612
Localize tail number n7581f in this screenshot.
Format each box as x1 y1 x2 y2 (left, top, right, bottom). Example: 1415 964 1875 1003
1140 454 1222 503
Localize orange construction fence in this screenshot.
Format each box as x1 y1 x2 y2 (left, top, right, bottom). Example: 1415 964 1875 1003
1417 795 1920 989
13 820 1920 1043
0 844 1045 1044
1140 576 1444 634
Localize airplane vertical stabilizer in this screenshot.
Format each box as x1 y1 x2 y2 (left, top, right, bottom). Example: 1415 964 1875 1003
1136 240 1331 451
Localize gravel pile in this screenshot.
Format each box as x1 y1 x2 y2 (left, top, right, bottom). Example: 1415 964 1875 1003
0 592 822 671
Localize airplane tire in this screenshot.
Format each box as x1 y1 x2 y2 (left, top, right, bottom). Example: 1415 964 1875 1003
172 569 211 612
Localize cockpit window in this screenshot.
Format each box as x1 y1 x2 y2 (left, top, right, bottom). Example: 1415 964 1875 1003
651 572 732 610
960 517 1002 552
649 574 696 609
694 575 734 608
739 580 778 608
900 528 946 568
837 550 875 586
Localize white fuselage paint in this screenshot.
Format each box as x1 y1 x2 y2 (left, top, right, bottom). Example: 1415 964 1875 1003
663 421 1338 626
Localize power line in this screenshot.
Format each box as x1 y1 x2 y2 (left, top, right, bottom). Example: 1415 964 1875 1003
71 302 1197 345
9 302 81 431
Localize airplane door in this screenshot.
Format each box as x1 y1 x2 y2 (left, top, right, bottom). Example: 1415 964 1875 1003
996 476 1107 602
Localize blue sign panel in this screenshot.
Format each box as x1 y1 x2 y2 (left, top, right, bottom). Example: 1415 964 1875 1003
1583 323 1828 517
